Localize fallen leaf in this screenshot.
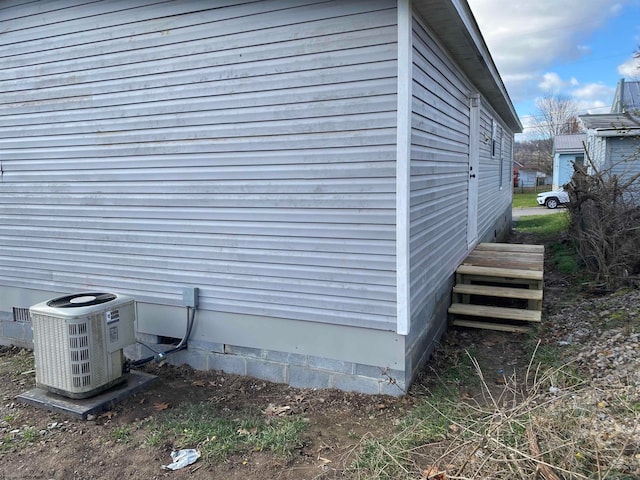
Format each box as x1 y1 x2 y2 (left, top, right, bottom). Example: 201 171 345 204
317 456 332 464
423 465 447 479
263 404 292 416
376 403 387 410
153 402 170 411
237 427 258 436
448 424 460 434
192 380 206 387
99 411 115 419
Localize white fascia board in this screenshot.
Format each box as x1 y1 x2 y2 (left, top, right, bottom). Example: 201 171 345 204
595 129 640 138
396 0 412 336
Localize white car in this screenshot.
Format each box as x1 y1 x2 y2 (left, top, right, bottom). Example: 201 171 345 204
536 190 569 209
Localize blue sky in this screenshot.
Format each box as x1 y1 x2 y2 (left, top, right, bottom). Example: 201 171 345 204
467 0 640 138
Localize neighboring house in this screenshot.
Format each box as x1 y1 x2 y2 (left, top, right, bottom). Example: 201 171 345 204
0 1 520 394
552 134 586 190
513 161 551 188
611 78 640 114
580 79 640 184
579 113 640 180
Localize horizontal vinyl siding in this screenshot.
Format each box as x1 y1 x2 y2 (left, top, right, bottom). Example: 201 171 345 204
0 0 399 330
606 138 640 180
585 134 607 172
409 16 470 321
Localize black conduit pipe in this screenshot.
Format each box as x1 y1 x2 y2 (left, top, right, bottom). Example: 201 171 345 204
130 306 197 367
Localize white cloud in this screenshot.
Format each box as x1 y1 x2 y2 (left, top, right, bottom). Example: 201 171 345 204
468 0 631 102
515 115 542 141
538 72 565 92
610 3 623 14
577 100 610 115
538 72 581 93
516 75 615 139
571 82 615 100
617 56 640 78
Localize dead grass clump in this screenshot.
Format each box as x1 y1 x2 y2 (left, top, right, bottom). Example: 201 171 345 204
349 345 640 479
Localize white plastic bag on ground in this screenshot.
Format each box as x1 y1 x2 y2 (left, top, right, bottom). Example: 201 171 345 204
162 449 201 470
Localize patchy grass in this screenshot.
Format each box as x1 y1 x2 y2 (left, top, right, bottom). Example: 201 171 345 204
548 240 581 275
146 402 308 462
514 212 569 237
0 425 43 453
512 189 550 208
111 425 132 443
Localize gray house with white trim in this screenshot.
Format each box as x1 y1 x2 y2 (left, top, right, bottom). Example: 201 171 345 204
580 79 640 187
0 0 520 394
579 113 640 183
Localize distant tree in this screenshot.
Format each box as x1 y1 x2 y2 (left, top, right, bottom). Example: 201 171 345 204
533 94 582 138
530 95 583 173
514 138 554 174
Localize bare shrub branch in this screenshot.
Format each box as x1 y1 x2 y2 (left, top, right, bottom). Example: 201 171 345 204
564 142 640 289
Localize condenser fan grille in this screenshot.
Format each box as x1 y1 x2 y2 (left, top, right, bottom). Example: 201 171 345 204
68 321 92 388
30 293 136 398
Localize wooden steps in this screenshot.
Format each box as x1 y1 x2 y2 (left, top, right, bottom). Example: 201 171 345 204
448 303 542 323
452 284 543 301
448 243 544 333
447 319 532 334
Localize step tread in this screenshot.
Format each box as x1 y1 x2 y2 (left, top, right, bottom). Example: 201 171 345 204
448 303 542 322
476 243 545 254
457 264 544 280
451 319 532 333
463 257 544 270
453 284 543 300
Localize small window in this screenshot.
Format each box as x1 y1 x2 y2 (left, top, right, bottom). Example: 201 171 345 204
575 154 585 166
491 120 498 157
499 134 505 188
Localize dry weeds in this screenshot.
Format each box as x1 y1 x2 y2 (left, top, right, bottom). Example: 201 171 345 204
350 338 640 479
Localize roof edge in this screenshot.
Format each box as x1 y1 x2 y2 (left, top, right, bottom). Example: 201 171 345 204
412 0 522 132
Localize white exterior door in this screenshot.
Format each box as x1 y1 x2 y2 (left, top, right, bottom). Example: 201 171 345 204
467 94 480 248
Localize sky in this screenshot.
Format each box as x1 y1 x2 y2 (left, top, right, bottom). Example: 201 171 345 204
467 0 640 139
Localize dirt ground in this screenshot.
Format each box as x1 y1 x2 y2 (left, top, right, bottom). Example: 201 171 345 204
0 330 528 480
0 233 615 479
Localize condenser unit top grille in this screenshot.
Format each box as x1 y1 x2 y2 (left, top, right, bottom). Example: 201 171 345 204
32 292 126 319
47 292 117 309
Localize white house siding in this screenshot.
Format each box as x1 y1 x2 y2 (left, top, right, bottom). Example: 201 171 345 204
605 138 640 181
407 16 470 348
0 1 400 331
585 135 608 173
476 100 513 241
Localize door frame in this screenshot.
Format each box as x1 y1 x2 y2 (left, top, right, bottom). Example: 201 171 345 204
467 93 480 249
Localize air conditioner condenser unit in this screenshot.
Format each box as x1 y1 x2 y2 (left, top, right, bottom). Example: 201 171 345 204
30 292 136 399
